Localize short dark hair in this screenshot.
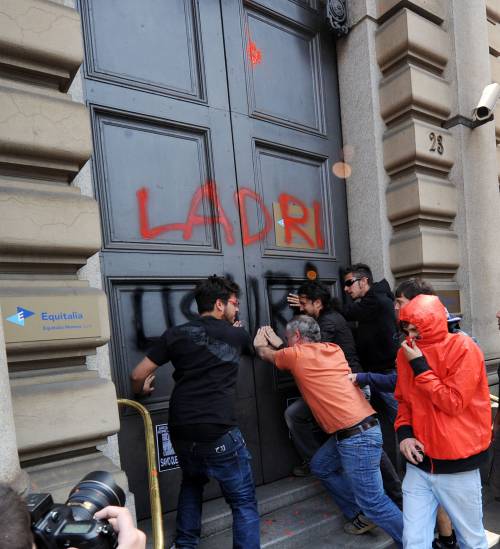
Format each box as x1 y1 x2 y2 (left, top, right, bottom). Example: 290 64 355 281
344 263 373 285
194 275 240 314
298 281 331 309
395 278 435 300
0 484 33 549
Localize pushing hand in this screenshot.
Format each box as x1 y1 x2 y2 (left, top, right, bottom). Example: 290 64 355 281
262 326 283 348
141 374 155 396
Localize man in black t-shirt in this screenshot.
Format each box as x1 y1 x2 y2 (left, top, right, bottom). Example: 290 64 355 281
130 276 259 549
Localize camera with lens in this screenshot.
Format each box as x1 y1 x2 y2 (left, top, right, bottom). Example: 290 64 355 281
27 471 126 549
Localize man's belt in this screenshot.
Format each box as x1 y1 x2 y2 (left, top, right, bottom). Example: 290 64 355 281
335 416 379 441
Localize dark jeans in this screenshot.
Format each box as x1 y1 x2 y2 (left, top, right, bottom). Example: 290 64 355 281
171 428 260 549
310 422 403 547
284 397 402 508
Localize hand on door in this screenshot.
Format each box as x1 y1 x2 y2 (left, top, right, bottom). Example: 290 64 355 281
253 327 269 348
287 293 300 308
262 326 284 349
141 374 155 396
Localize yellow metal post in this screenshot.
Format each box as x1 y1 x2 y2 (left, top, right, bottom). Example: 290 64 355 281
118 398 164 549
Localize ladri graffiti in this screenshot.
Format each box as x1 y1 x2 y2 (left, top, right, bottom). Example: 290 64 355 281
136 181 324 248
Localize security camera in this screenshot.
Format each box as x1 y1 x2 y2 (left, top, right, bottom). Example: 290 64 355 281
473 82 500 121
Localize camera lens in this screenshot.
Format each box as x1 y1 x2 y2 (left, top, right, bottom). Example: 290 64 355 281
65 471 125 520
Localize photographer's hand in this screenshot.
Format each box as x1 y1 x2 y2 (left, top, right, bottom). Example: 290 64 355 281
92 506 146 549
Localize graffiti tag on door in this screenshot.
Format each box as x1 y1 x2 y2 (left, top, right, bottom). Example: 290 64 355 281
136 181 324 249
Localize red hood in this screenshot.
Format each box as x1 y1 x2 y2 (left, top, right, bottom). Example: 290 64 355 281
399 294 448 345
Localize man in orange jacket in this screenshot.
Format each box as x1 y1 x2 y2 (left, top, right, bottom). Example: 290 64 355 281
395 294 491 549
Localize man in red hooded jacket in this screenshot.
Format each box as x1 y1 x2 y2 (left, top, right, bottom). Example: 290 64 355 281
395 294 491 549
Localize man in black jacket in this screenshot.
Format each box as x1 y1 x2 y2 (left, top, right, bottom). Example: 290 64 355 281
342 263 399 422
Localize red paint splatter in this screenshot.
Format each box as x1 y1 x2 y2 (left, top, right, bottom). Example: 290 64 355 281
247 40 262 66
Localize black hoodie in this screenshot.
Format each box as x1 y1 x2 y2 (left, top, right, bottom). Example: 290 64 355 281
342 279 399 373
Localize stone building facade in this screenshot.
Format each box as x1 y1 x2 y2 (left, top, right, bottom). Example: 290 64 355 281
0 0 498 519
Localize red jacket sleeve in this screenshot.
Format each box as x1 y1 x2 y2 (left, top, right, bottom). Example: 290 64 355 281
394 352 414 440
413 340 484 416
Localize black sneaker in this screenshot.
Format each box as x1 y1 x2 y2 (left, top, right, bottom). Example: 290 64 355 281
432 530 457 549
343 513 376 535
292 461 310 477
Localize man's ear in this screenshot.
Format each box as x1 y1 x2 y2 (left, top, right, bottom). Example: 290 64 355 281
214 298 225 312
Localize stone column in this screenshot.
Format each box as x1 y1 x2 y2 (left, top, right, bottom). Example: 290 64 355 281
447 0 500 361
0 306 28 493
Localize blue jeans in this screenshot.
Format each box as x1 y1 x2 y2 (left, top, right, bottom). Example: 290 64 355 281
171 428 260 549
403 464 487 549
310 422 403 547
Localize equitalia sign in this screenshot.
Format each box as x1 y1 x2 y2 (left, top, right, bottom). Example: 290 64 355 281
1 296 101 343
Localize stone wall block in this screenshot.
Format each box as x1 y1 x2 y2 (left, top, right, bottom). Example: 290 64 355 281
12 372 119 460
383 118 455 175
386 172 457 226
0 86 91 180
488 20 500 57
27 452 128 504
0 0 83 90
377 0 446 25
379 64 451 123
390 226 459 277
376 9 449 74
0 178 101 269
487 0 500 23
0 284 109 363
491 54 500 83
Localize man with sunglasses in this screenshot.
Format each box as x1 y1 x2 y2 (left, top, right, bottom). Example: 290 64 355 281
130 276 259 549
342 264 399 391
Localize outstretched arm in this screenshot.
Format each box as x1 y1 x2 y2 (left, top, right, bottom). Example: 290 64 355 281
254 327 278 364
130 357 158 396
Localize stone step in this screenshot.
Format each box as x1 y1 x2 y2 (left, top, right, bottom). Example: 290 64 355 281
139 476 325 547
200 491 396 549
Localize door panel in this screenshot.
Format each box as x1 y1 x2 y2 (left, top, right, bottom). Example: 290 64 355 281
221 1 349 482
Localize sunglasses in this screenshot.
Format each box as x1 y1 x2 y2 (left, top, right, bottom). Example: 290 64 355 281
344 278 361 288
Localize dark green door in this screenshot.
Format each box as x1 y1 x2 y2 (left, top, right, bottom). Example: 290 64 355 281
80 0 348 518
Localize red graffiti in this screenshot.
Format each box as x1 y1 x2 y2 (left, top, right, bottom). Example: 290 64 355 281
182 181 235 245
136 182 324 249
235 188 272 246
